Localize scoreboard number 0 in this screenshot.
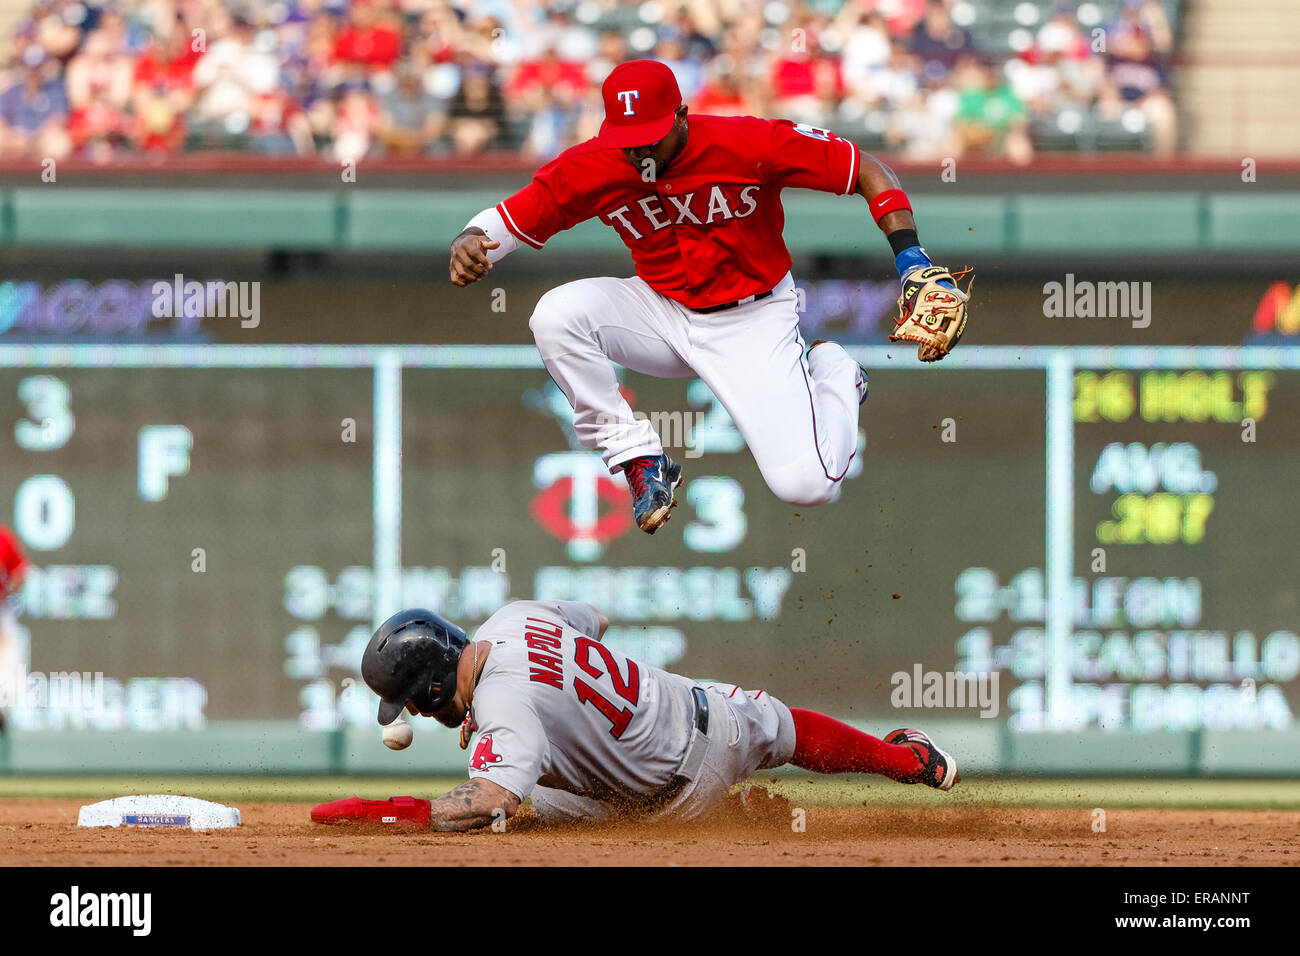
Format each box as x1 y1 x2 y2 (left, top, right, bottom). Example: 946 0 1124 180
14 475 75 551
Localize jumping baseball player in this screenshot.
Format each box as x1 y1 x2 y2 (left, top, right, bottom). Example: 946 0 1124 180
349 604 958 831
450 58 972 533
0 527 28 734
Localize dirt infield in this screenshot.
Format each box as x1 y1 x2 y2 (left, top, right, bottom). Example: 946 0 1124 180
2 800 1298 866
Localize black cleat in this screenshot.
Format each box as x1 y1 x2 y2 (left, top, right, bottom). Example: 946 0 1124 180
885 728 959 790
623 454 683 534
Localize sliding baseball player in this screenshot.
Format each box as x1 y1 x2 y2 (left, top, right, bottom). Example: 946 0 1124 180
341 604 958 831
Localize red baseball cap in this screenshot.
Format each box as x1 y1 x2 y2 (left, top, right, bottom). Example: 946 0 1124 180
597 60 682 149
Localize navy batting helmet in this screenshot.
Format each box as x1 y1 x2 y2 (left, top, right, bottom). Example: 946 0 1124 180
362 608 467 726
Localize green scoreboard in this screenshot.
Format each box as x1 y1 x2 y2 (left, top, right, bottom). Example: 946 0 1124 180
1 344 1297 734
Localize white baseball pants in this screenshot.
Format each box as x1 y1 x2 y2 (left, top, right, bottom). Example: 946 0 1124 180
528 272 862 506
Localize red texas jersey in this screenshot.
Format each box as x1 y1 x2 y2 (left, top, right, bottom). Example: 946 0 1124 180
496 114 860 309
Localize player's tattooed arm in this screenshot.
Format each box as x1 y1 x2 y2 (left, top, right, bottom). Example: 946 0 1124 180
428 777 521 832
853 151 917 235
449 227 501 287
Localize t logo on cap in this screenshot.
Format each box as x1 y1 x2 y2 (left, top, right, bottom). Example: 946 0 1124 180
598 60 682 149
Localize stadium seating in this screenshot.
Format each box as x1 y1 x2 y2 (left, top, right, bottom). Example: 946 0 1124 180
0 0 1186 165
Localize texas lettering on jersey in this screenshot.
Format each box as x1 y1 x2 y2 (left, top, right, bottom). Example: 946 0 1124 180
495 114 860 309
602 184 762 238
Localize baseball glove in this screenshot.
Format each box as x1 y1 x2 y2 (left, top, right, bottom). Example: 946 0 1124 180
889 265 975 362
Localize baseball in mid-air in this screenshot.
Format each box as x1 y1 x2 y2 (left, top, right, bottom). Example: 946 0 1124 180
382 719 413 750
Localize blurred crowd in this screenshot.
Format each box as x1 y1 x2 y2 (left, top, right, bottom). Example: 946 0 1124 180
0 0 1178 165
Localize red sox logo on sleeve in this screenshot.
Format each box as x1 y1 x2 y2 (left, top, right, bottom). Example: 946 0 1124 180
470 733 503 772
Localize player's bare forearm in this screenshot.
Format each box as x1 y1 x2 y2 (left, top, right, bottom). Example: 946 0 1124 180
449 227 499 287
428 777 521 831
592 605 610 640
854 152 916 235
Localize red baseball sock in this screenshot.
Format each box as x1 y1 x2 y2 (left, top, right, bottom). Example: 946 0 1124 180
789 708 922 781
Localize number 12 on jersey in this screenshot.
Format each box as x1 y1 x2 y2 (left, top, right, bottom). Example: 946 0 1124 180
572 638 640 739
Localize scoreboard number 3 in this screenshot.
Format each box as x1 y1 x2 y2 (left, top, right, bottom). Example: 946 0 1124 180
15 375 74 451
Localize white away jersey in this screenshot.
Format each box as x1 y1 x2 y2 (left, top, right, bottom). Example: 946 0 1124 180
465 600 698 803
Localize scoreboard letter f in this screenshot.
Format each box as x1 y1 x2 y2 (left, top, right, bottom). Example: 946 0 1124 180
138 425 194 502
617 90 640 116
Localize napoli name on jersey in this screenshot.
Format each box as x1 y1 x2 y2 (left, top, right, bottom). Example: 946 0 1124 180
465 600 701 804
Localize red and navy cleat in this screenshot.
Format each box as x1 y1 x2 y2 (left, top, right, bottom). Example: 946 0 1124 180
310 796 432 827
623 453 683 534
884 728 960 791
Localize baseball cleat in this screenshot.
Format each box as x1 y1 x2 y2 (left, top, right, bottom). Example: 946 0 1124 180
884 728 959 791
809 339 869 405
623 453 683 534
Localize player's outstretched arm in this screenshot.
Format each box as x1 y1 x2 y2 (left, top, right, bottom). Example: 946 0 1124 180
428 777 521 832
853 152 917 237
449 202 536 287
449 227 501 287
852 150 973 362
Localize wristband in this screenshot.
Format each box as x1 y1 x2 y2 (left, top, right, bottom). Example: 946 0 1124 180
464 207 521 263
869 187 912 224
887 227 934 278
894 246 935 280
886 228 920 257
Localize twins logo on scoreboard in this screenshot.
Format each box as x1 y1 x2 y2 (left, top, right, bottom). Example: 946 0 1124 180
530 450 633 562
